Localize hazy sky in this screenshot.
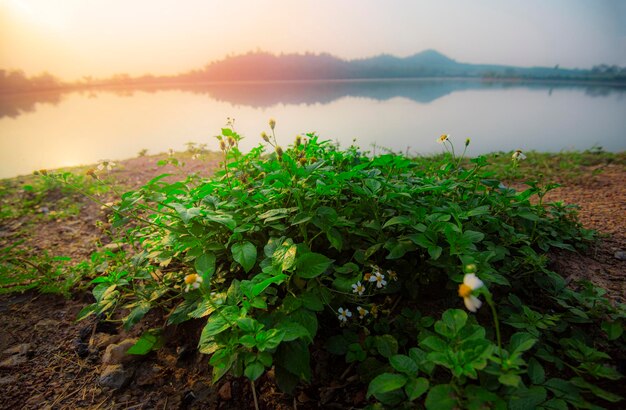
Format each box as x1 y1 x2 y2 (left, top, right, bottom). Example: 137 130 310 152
1 0 625 80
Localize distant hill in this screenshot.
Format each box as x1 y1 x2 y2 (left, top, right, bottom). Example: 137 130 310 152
167 50 624 83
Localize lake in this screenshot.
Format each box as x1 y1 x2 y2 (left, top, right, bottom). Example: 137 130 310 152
1 79 624 179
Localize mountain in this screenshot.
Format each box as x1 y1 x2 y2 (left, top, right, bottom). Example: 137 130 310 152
168 50 609 83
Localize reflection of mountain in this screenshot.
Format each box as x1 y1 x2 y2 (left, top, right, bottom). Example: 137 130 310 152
1 79 624 118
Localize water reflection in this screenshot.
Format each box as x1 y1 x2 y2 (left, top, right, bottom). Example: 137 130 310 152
1 79 623 119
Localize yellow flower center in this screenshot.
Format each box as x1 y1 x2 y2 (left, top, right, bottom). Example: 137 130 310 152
185 274 198 284
458 283 472 298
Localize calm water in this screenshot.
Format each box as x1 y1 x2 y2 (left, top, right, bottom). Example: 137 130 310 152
1 79 624 179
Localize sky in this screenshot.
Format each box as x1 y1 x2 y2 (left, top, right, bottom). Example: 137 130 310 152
1 0 625 80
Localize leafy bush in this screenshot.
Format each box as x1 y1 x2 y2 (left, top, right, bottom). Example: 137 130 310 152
77 125 624 408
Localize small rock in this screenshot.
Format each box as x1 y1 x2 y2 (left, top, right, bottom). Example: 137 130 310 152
34 319 59 331
102 339 137 365
218 382 232 400
3 343 30 356
614 251 626 261
0 355 27 368
91 333 120 349
192 381 212 401
99 364 134 389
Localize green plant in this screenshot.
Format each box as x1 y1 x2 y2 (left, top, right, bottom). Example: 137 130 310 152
70 124 622 407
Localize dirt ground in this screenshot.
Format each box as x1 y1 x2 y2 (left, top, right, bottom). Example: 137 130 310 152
0 155 624 409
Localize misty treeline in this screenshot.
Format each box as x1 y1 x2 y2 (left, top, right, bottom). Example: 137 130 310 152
0 70 65 92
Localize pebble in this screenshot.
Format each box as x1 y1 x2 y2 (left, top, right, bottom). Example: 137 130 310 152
218 381 232 400
614 251 626 261
102 339 137 365
99 364 134 389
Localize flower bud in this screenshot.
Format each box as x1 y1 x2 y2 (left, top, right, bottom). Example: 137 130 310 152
275 146 283 158
228 136 235 147
299 157 307 166
261 132 270 142
269 118 276 130
465 138 471 146
295 135 302 146
465 263 477 273
219 140 226 151
39 169 48 176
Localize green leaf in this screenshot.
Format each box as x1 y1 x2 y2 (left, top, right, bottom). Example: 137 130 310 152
275 340 311 382
194 253 216 280
463 230 485 243
383 215 412 228
326 228 343 251
251 274 288 297
428 246 442 260
499 372 521 387
509 386 547 410
436 309 467 338
275 321 312 343
171 203 201 224
420 336 447 352
405 377 429 401
273 240 298 271
127 329 163 355
390 354 419 375
231 241 257 273
200 306 239 339
366 373 408 399
296 252 333 278
375 334 399 358
601 321 623 340
509 332 537 354
244 361 265 381
123 301 151 330
425 384 457 410
237 317 261 333
527 358 545 384
570 376 623 403
466 205 490 217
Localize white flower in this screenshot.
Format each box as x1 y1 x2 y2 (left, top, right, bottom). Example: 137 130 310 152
337 307 352 322
352 281 365 296
512 149 526 161
458 273 484 312
356 306 369 319
437 134 450 144
184 273 203 292
369 271 387 289
96 160 116 171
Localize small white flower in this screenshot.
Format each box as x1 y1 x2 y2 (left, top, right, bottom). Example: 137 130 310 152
357 306 369 319
184 273 203 292
337 307 352 322
437 134 450 144
96 160 116 171
512 149 526 161
458 273 484 312
369 271 387 289
352 281 365 296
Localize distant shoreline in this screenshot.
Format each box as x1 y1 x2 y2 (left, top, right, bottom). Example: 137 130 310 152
2 76 625 97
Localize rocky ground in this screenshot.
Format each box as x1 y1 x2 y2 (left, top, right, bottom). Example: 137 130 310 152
0 154 624 409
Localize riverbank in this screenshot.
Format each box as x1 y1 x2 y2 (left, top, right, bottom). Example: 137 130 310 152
1 149 624 409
